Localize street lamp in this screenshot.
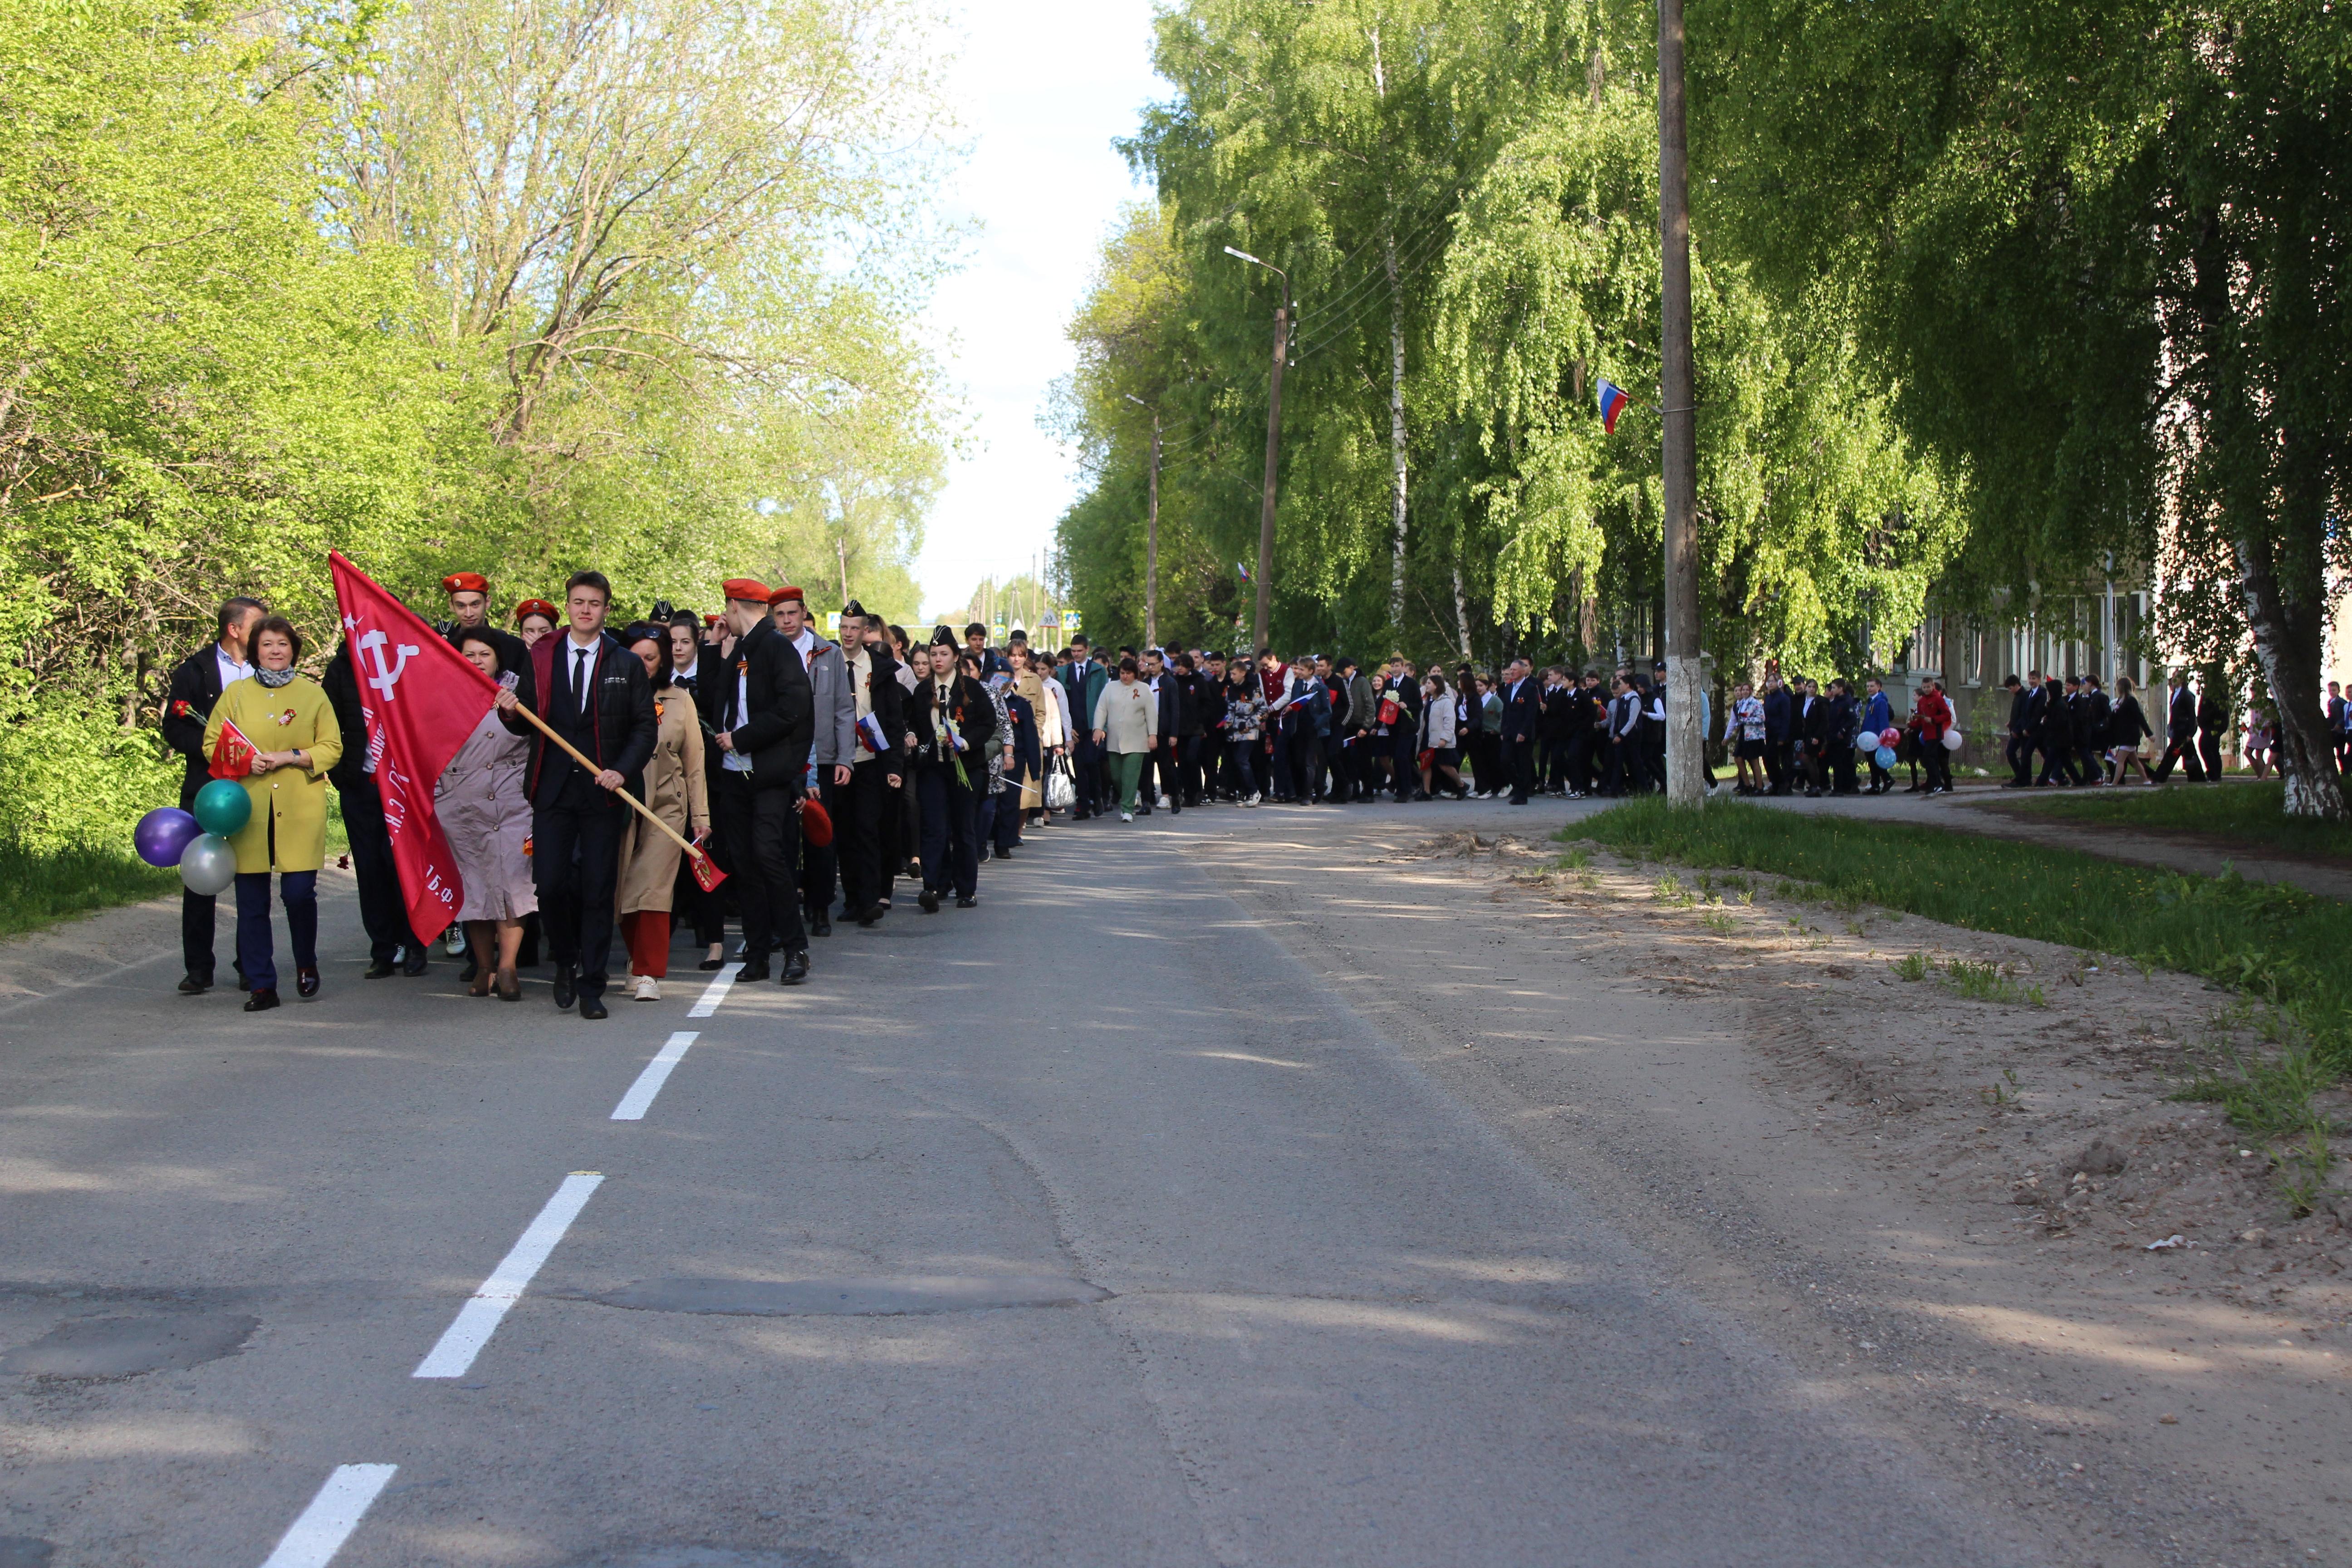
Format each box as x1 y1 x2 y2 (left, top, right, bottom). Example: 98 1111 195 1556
1225 245 1289 658
1125 392 1160 648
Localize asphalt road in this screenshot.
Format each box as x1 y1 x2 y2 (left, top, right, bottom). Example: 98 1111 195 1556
3 803 2038 1568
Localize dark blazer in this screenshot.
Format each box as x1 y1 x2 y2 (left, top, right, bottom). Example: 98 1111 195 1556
1536 683 1574 740
904 670 995 769
320 640 375 793
1380 673 1421 729
1797 695 1828 746
695 619 813 793
1059 660 1107 734
2110 694 2152 749
2082 689 2112 740
1827 693 1858 748
509 630 660 800
161 644 232 808
1499 676 1540 743
850 646 906 774
1762 686 1791 741
2196 690 2230 733
2166 685 2197 739
2006 685 2032 734
1151 672 1184 742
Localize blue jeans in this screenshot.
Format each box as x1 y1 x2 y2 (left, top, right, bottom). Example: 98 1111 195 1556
235 870 318 991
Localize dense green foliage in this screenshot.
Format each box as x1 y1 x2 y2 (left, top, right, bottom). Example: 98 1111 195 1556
0 0 954 853
1053 0 1959 671
1690 0 2352 816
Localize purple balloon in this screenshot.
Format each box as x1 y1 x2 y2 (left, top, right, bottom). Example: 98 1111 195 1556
134 807 202 869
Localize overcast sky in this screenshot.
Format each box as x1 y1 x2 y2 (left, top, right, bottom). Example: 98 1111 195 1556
914 0 1163 622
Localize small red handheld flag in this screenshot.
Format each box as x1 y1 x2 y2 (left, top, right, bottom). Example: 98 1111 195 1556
329 551 499 945
209 719 256 779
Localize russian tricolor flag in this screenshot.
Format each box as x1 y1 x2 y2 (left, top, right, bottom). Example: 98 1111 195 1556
1597 379 1631 435
857 712 889 754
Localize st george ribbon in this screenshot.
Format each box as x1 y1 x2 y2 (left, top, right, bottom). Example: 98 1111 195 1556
329 550 498 944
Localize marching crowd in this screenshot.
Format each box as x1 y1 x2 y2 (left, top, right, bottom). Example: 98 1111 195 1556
156 572 2332 1016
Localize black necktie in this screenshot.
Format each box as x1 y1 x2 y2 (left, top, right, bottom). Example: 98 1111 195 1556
574 646 592 714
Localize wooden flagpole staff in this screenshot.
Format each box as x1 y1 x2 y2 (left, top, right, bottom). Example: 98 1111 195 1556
505 699 717 871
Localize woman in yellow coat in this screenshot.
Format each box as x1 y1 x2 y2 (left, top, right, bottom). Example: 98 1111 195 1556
202 616 341 1012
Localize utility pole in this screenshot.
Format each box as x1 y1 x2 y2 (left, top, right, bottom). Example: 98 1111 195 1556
1227 246 1289 657
1657 0 1704 808
1126 394 1161 647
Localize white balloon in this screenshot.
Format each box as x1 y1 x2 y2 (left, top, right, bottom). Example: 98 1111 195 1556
1941 729 1965 752
178 833 237 896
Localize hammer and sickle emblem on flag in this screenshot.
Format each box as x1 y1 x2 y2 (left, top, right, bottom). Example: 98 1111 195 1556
357 628 422 701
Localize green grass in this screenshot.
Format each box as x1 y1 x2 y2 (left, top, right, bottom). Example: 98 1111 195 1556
0 839 180 940
2009 779 2352 860
1573 797 2352 1071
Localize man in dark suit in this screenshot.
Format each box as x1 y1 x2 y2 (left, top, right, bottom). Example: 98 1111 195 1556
696 579 817 982
497 570 660 1016
2034 674 2076 784
1497 659 1539 804
1760 672 1792 794
2152 668 2207 781
160 597 266 994
1058 637 1107 818
1378 656 1422 801
1999 673 2032 785
904 632 994 908
828 600 903 927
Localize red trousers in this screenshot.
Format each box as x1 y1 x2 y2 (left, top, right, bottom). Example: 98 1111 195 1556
620 910 671 978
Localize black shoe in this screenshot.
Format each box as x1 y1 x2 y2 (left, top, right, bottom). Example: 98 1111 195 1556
809 909 832 937
697 955 725 971
992 846 1011 859
459 954 479 984
955 895 978 909
853 902 887 927
552 965 577 1010
579 995 608 1020
296 968 320 1000
400 946 428 977
1167 803 1181 815
918 889 941 914
178 971 213 995
738 953 772 982
243 987 280 1013
780 949 808 985
1137 804 1152 815
363 959 397 979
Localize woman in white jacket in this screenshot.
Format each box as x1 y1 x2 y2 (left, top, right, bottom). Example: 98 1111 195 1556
1091 655 1158 822
1418 671 1466 799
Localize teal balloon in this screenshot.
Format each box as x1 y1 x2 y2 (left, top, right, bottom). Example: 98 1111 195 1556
192 777 251 837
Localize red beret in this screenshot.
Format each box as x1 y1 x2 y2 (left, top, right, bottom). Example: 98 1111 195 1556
442 571 489 594
722 577 771 603
800 797 833 847
514 598 558 621
768 584 806 607
701 612 721 627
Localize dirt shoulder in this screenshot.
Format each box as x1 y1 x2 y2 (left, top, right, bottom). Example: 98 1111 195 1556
1186 806 2351 1568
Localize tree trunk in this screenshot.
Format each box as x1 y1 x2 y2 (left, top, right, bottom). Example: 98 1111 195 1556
2234 529 2348 819
1452 553 1472 661
1386 225 1409 639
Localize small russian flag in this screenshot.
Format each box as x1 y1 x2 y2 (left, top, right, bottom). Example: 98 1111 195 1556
857 712 889 754
1236 561 1251 582
1597 379 1631 435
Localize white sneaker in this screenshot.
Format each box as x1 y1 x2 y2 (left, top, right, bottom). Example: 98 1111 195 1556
1245 792 1260 806
632 975 659 1001
1120 809 1133 822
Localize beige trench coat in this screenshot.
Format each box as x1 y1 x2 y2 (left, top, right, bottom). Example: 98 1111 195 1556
615 687 711 916
436 710 536 922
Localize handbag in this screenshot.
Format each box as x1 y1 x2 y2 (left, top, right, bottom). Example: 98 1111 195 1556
1045 756 1076 810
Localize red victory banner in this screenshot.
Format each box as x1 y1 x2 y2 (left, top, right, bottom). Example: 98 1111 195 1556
329 551 498 944
209 718 256 779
